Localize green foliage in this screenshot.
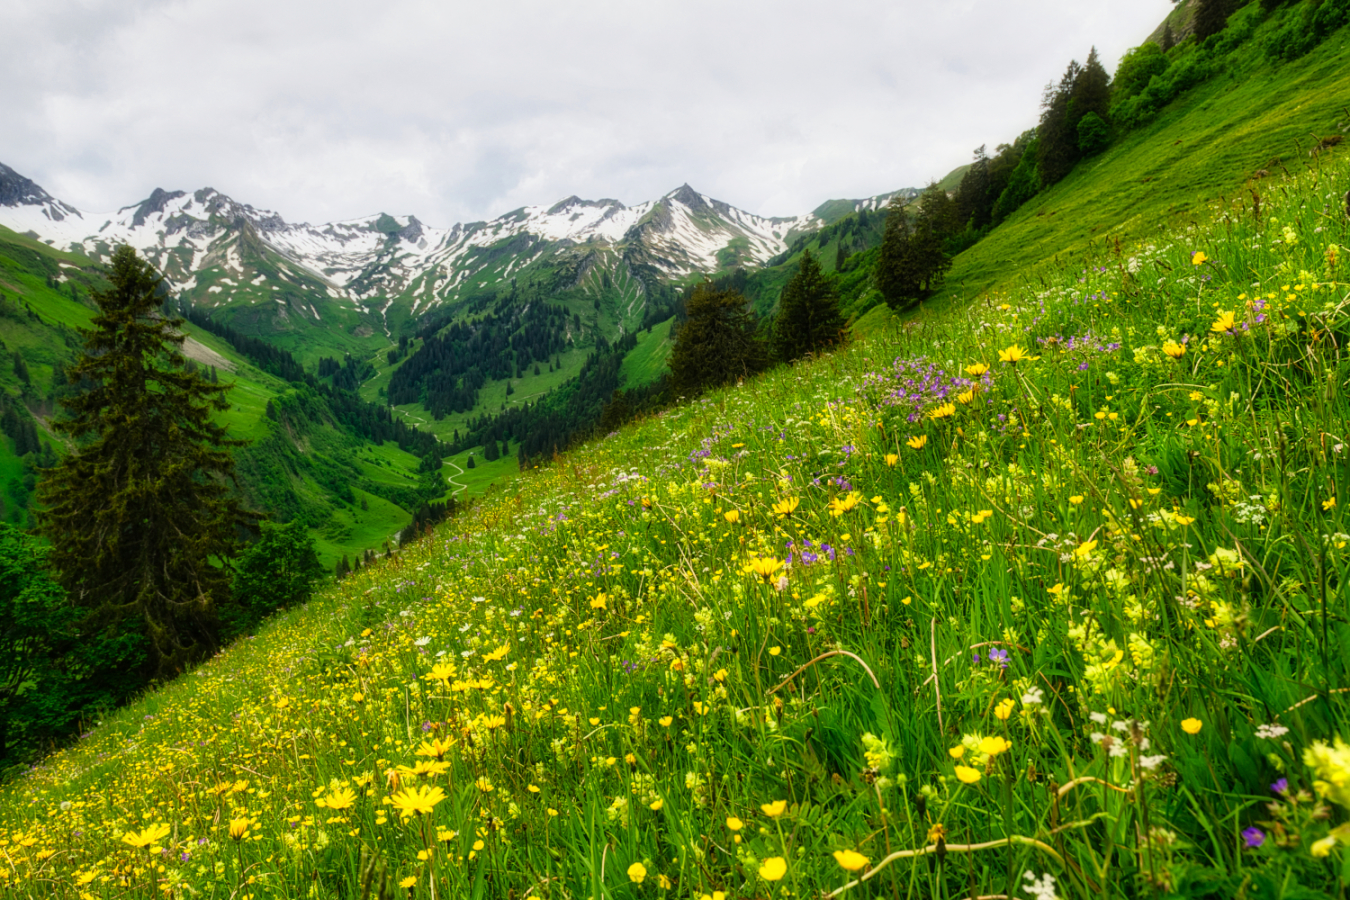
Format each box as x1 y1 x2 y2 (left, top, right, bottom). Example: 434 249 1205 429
36 245 254 678
1077 111 1111 155
1112 41 1169 103
990 137 1040 224
1266 0 1350 60
1038 59 1083 187
667 284 768 397
224 521 325 638
0 524 73 763
1193 0 1233 40
771 250 845 362
875 190 953 308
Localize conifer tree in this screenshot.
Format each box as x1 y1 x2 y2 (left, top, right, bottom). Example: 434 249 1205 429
1071 48 1112 125
876 188 955 309
772 250 844 363
1161 22 1176 52
11 353 29 386
37 245 253 677
667 284 767 397
1193 0 1232 39
1037 60 1083 187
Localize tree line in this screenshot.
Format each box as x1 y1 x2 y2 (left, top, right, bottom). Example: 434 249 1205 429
389 293 575 417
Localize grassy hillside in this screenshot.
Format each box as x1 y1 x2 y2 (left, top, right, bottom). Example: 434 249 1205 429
2 117 1348 899
936 6 1350 309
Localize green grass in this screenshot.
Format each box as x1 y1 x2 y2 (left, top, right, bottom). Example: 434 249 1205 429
6 114 1350 900
619 317 674 388
443 449 520 499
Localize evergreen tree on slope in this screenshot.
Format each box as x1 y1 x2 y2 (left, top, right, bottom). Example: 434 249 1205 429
37 245 253 678
772 250 844 362
668 284 767 397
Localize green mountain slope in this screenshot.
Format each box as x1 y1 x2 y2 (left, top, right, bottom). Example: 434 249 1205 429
0 224 448 565
3 127 1347 895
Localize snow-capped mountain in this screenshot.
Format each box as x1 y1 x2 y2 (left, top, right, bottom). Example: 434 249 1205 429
0 162 822 332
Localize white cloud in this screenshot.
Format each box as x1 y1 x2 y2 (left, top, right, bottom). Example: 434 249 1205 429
0 0 1173 226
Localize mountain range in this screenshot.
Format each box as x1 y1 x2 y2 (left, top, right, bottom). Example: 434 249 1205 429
0 161 914 362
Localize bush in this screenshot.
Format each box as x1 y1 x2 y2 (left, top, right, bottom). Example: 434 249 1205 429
225 521 325 638
1112 42 1168 103
1077 112 1111 155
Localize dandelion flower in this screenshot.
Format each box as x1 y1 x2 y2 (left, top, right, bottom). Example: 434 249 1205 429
906 434 928 450
748 557 782 581
759 857 787 881
318 787 358 810
1192 251 1208 266
772 497 800 517
998 344 1038 364
829 492 863 516
884 453 899 466
228 818 251 841
400 877 417 890
415 736 457 759
965 362 989 377
1210 310 1237 333
1162 341 1185 359
121 823 171 850
724 510 740 524
391 784 447 816
928 402 956 420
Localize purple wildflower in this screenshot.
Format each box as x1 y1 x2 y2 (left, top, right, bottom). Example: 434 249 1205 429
1242 827 1265 849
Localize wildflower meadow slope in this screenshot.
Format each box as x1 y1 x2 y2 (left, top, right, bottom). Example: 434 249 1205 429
2 156 1350 899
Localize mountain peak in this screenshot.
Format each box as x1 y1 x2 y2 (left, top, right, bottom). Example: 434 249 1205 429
0 162 53 208
665 184 707 209
124 187 187 228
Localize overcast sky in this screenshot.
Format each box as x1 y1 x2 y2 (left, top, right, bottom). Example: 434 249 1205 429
2 0 1172 228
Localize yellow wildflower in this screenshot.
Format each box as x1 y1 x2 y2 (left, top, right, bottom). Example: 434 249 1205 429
759 857 787 881
833 849 869 871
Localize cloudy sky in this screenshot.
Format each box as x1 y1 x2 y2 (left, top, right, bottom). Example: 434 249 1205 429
2 0 1172 227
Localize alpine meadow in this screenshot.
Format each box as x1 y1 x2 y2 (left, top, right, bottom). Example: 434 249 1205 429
2 0 1350 898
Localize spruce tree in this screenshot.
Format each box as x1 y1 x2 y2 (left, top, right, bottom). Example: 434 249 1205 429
1193 0 1232 39
1071 48 1111 125
1037 60 1083 188
37 245 253 677
876 188 955 309
667 284 767 398
772 250 844 363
